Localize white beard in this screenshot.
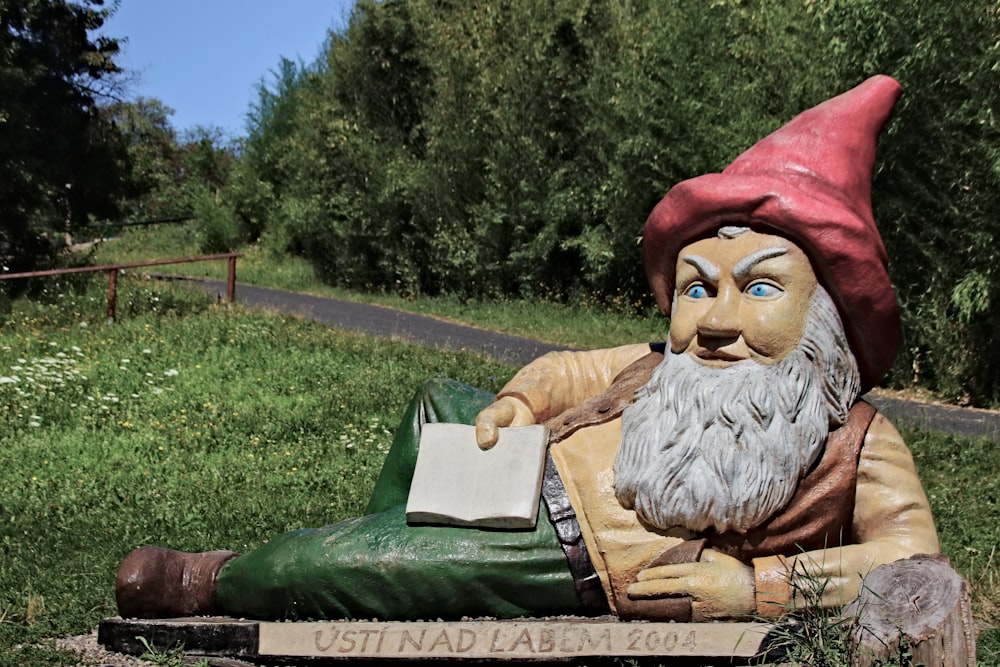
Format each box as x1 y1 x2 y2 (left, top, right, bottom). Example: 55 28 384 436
614 286 861 535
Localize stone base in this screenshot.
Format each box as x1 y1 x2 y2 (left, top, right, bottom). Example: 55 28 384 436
98 616 772 664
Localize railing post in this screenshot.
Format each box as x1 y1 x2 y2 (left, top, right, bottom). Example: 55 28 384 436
107 268 118 323
227 255 237 303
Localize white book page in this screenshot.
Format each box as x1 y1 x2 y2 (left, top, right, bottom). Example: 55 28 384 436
406 423 549 528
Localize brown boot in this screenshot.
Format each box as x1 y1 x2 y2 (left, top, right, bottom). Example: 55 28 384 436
115 546 238 618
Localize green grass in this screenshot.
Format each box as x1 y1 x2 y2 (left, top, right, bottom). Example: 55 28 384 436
89 224 668 350
0 275 518 664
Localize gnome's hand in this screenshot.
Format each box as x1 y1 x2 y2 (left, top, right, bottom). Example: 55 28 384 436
628 549 755 621
474 396 535 449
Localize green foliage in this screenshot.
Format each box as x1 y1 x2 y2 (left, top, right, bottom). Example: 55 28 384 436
232 0 840 301
137 636 208 667
191 185 240 253
0 0 128 272
104 98 239 238
102 97 185 218
223 0 1000 403
810 0 1000 403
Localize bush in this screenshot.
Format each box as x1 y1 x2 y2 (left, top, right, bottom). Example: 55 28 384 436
192 186 241 254
223 0 1000 403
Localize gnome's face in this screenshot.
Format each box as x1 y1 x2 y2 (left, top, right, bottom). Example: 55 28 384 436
669 229 818 367
616 228 861 534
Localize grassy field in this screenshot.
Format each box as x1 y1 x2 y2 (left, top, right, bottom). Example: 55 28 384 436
88 225 669 351
0 233 996 664
0 277 520 665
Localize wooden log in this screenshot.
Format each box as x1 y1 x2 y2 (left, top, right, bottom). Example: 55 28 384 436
846 553 976 666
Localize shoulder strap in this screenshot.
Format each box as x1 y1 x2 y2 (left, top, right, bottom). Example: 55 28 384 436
545 350 664 444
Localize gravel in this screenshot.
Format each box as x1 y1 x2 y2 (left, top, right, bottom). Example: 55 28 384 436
53 629 151 666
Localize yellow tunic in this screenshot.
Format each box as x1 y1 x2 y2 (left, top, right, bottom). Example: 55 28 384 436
497 346 940 616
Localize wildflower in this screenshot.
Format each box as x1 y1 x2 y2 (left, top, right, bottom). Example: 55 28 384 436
164 369 179 377
0 376 17 384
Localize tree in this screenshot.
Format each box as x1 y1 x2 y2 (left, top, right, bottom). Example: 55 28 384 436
226 0 1000 401
0 0 127 270
809 0 1000 401
103 97 183 219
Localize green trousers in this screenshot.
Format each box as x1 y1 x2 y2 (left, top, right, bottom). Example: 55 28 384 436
215 378 582 621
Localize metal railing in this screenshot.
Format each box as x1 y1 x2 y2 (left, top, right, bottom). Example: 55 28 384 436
0 253 242 322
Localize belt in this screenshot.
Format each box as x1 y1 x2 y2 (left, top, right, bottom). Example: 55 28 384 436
540 452 609 613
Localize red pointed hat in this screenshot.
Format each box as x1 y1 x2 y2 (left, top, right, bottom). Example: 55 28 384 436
644 75 903 390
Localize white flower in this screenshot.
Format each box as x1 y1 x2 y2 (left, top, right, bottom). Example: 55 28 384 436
0 376 17 384
29 420 40 427
142 349 151 355
164 369 179 377
120 359 130 364
71 346 81 352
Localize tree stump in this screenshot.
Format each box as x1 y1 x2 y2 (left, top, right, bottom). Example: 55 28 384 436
847 553 976 666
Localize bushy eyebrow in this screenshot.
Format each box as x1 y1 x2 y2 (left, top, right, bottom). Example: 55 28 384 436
680 254 719 281
733 247 788 279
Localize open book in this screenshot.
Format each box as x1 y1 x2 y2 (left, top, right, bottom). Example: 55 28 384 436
405 423 549 529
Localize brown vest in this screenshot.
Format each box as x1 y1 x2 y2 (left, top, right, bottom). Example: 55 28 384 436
705 399 876 560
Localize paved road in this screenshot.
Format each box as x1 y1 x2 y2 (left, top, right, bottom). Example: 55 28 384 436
189 277 1000 441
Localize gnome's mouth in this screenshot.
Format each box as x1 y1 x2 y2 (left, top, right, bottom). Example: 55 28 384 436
693 348 747 366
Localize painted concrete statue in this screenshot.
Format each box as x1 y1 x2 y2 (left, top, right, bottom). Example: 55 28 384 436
116 75 939 623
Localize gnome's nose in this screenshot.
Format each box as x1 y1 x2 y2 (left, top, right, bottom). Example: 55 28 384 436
696 286 741 340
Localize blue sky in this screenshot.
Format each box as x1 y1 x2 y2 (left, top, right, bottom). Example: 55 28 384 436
101 1 355 138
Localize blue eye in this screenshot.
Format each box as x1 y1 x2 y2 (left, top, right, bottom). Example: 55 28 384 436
748 282 781 298
686 284 708 299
